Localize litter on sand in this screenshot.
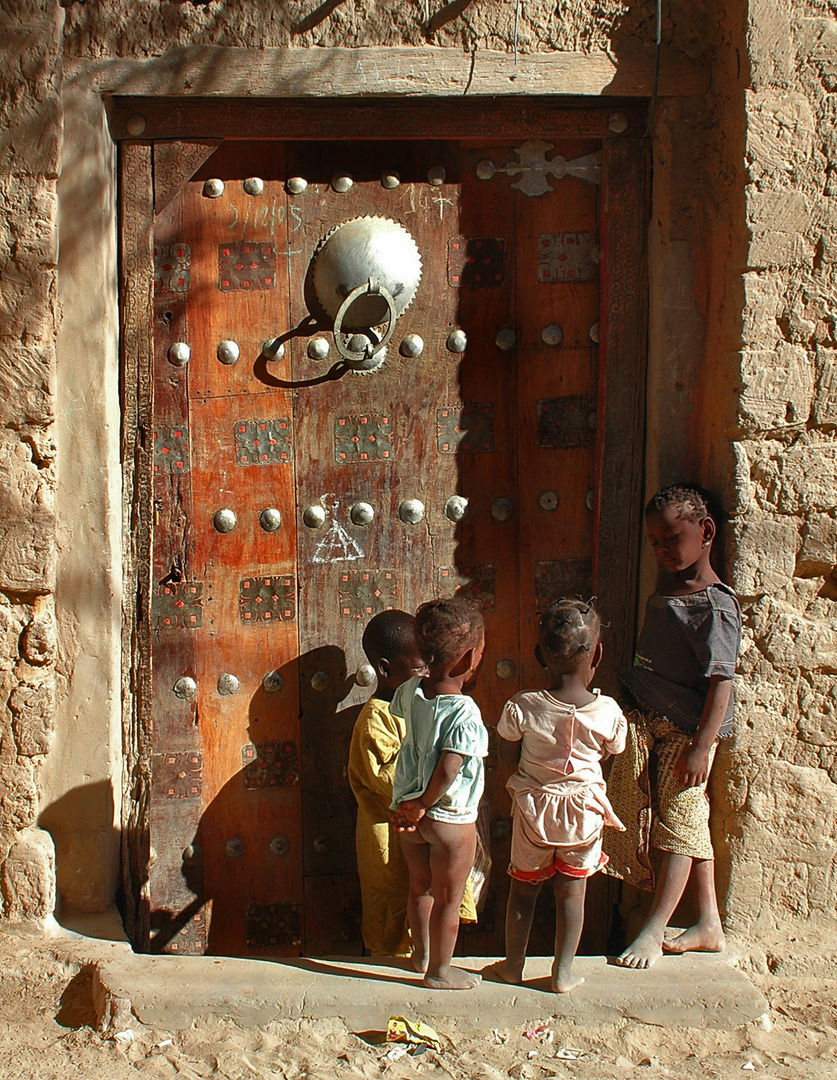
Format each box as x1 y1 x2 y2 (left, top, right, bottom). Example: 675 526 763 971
554 1048 587 1060
112 1028 135 1047
386 1015 442 1051
523 1024 553 1042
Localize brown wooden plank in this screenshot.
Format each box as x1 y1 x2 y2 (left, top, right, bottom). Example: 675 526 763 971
147 187 207 954
100 45 708 119
110 97 648 143
119 139 155 952
594 137 649 694
285 140 465 894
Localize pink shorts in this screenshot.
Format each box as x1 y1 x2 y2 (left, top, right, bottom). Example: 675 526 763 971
507 789 611 882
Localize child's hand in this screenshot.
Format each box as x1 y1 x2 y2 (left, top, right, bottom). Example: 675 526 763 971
677 743 711 787
392 799 426 831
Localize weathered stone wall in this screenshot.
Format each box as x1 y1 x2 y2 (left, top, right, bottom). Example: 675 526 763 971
1 0 833 951
0 0 62 922
716 0 837 943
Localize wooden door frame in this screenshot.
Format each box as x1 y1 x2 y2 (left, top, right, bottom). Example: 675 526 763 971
116 98 648 951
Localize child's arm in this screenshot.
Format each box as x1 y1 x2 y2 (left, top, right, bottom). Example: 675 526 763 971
393 749 464 829
678 675 732 786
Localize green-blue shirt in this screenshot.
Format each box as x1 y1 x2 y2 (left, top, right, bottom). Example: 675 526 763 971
390 677 487 824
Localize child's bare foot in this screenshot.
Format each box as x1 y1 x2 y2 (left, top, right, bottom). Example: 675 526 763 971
551 967 585 994
615 928 663 969
662 921 725 955
483 960 524 985
423 966 482 990
411 947 428 973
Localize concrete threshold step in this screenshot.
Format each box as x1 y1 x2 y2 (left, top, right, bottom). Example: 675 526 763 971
90 951 768 1034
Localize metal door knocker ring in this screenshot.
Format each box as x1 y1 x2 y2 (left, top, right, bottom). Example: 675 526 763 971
332 278 397 369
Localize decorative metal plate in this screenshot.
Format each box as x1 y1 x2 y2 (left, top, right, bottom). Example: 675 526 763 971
538 232 599 283
338 568 398 619
438 564 496 612
478 143 601 197
239 576 296 623
241 740 300 788
335 413 394 462
159 909 208 955
448 236 506 287
437 404 494 453
234 418 292 466
153 426 190 473
153 750 203 799
535 559 593 610
536 396 597 448
154 242 191 294
153 581 203 629
218 241 277 291
245 901 302 947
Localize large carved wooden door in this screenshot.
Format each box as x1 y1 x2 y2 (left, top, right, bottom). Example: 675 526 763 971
122 104 647 958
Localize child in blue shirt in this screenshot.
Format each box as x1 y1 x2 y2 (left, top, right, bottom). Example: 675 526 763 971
391 597 487 990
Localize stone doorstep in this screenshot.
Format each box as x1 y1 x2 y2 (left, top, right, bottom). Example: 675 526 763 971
89 952 769 1035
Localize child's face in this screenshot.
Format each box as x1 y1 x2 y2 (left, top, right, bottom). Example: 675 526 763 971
382 646 427 689
646 507 711 573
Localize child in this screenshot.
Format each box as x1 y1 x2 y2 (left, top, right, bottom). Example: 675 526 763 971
348 609 427 957
348 609 480 956
488 598 627 993
603 483 742 969
391 597 487 990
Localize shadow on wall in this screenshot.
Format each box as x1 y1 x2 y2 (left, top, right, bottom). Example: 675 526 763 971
39 781 120 918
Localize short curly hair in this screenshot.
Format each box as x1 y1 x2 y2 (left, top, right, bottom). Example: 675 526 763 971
414 597 484 665
645 483 718 524
361 609 415 666
539 598 600 661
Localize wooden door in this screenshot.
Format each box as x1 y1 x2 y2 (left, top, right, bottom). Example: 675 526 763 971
124 109 647 958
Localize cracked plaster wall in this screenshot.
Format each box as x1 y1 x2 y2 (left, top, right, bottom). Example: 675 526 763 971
0 0 833 950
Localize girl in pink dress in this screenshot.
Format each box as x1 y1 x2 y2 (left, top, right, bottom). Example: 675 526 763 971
488 598 626 992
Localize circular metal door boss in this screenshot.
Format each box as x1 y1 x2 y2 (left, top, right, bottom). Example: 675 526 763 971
311 216 422 373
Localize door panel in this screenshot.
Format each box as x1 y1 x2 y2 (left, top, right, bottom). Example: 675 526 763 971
146 131 604 957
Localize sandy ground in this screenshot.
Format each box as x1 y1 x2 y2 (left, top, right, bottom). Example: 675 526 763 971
0 925 835 1080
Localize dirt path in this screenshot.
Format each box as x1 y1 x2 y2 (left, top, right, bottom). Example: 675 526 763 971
0 926 834 1080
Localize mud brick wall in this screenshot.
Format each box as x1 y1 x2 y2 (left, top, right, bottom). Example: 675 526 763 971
0 0 62 919
718 0 837 939
0 0 833 949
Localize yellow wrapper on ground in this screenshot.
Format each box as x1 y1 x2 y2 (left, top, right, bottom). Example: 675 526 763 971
386 1016 441 1049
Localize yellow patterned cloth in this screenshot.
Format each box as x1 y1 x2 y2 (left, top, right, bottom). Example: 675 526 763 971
602 704 717 892
348 696 476 956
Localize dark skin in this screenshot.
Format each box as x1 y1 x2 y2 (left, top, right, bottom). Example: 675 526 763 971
488 635 607 992
616 506 730 969
394 634 485 990
368 644 427 703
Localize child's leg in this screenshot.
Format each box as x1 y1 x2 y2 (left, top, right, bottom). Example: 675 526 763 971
616 851 692 968
420 816 479 990
662 857 725 954
618 725 718 969
487 878 542 984
552 871 587 993
399 829 433 972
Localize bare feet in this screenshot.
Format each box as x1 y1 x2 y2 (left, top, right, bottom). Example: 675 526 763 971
411 947 428 974
552 965 584 993
423 966 482 990
483 959 523 985
615 928 663 969
662 922 725 955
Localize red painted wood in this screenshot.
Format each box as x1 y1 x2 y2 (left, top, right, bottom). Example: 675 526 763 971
146 130 613 957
